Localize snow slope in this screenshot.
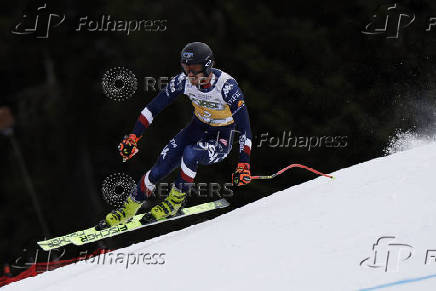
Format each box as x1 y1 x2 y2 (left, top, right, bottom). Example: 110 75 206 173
5 143 436 291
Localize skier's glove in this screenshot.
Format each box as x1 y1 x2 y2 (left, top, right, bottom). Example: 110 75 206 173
232 163 251 186
118 134 141 162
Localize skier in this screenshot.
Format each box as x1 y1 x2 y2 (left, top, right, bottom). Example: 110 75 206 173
101 42 253 228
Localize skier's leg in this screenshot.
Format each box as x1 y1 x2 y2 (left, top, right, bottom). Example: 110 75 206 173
175 137 232 192
131 139 184 203
132 119 205 203
104 119 203 227
149 129 233 220
102 145 184 228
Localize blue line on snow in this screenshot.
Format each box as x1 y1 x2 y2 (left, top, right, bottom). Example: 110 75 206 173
360 273 436 290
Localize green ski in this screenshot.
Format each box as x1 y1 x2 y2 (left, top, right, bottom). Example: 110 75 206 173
37 199 229 250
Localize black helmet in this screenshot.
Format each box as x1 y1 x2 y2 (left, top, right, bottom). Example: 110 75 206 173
180 42 214 76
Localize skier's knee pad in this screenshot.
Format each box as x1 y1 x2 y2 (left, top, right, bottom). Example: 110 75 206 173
182 144 206 165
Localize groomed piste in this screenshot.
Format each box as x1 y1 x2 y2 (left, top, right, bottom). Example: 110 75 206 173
5 143 436 291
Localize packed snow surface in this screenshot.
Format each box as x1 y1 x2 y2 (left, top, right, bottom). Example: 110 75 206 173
5 143 436 291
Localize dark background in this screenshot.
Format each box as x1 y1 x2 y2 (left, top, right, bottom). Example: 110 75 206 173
1 0 436 271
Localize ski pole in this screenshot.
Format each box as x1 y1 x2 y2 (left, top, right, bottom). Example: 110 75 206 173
251 163 334 180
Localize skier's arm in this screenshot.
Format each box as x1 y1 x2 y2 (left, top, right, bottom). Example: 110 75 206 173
119 74 185 162
132 74 186 136
232 106 252 163
223 79 252 186
223 79 253 164
231 105 252 186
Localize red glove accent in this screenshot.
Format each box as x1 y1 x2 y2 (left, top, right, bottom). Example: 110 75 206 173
118 134 141 162
232 163 251 186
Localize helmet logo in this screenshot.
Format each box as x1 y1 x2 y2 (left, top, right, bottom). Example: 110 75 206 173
205 59 212 67
182 52 194 58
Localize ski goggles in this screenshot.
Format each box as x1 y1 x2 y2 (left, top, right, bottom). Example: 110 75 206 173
181 63 204 76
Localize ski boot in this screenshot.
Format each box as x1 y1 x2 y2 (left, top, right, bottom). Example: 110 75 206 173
96 196 143 230
141 187 186 223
